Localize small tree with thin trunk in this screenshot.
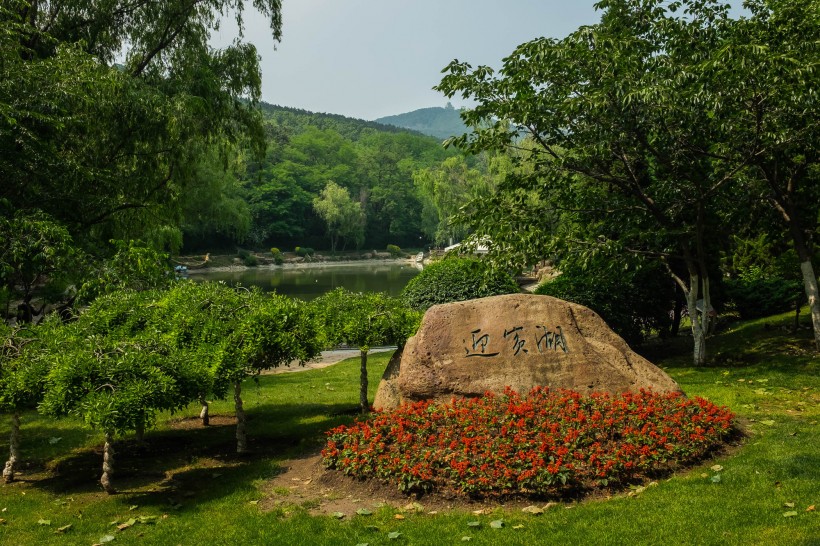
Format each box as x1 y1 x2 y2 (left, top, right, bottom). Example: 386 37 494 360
215 291 323 453
315 289 420 413
40 333 209 493
0 318 58 482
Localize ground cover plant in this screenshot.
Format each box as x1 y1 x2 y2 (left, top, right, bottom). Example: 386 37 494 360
0 310 817 545
322 388 735 497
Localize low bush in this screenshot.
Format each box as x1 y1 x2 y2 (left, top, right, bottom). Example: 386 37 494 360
724 267 802 319
270 247 284 265
295 246 315 258
323 387 735 498
386 244 403 257
401 257 518 310
534 262 674 345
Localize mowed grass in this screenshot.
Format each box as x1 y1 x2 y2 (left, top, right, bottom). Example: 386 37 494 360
0 311 818 546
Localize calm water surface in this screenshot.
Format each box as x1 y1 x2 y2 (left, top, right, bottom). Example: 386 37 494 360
190 261 420 300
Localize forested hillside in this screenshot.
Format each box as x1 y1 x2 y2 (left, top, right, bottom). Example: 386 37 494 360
181 103 471 252
375 103 468 140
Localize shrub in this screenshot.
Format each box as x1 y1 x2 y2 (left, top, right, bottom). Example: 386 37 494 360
534 262 674 345
724 266 802 319
323 388 735 498
295 246 315 258
270 247 284 265
386 244 403 257
401 257 518 310
242 253 259 267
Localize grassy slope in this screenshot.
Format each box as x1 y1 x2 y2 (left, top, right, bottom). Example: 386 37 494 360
0 311 818 545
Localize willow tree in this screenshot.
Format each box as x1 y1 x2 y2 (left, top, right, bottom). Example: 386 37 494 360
2 0 284 254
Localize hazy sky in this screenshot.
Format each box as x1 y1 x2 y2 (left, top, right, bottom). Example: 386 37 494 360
212 1 601 121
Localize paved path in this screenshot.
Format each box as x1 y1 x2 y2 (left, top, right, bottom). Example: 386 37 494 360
266 347 396 374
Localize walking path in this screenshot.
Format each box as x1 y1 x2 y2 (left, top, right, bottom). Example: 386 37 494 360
266 347 396 374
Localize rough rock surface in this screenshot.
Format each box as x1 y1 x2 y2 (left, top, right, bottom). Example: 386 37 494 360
373 294 680 410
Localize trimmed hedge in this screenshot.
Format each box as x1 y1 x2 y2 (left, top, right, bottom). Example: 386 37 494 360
401 257 518 310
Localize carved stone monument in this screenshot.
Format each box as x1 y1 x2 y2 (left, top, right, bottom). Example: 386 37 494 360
374 293 680 410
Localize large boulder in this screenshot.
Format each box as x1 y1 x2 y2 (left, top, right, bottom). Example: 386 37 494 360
374 294 680 410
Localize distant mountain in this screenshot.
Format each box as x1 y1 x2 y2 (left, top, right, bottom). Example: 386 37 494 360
375 103 468 141
257 102 427 141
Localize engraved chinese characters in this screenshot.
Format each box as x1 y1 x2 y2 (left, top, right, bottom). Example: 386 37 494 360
373 294 681 410
464 325 567 358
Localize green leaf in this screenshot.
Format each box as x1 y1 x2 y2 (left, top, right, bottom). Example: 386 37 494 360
710 474 722 483
784 502 795 508
56 524 72 533
356 508 373 516
462 537 472 542
783 511 798 518
467 521 481 527
388 531 402 539
760 420 775 426
332 512 345 519
37 519 51 526
99 535 116 543
522 505 544 515
490 519 505 529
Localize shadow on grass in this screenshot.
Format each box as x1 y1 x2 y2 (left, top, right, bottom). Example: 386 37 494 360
638 313 816 373
24 400 362 504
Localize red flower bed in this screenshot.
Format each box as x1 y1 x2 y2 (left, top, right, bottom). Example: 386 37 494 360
322 387 735 498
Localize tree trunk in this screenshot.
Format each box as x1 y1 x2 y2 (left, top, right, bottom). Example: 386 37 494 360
199 395 210 426
135 421 145 443
687 273 707 366
100 431 116 494
234 381 247 454
2 412 20 483
670 287 684 337
799 260 820 351
359 349 369 414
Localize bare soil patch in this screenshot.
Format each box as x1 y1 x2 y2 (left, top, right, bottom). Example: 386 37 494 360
264 451 582 517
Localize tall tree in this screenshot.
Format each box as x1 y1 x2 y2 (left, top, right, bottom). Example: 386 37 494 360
703 0 820 349
1 0 283 251
437 0 744 365
313 182 365 252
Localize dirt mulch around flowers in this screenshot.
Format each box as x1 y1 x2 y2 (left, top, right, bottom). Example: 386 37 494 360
263 451 584 517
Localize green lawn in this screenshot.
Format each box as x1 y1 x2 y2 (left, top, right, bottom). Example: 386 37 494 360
1 310 818 545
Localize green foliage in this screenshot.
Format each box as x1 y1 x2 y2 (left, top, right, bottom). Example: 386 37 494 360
0 316 64 413
386 244 403 257
725 268 803 320
294 246 315 257
313 182 365 252
534 261 675 345
270 248 284 265
77 240 172 304
401 257 519 311
314 289 421 351
41 282 321 437
0 210 80 322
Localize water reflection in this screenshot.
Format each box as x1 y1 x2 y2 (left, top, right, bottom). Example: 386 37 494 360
190 262 420 300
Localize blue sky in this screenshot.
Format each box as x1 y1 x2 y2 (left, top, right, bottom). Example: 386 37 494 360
212 1 601 120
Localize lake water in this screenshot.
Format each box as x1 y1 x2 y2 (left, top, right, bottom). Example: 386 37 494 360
189 261 421 300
